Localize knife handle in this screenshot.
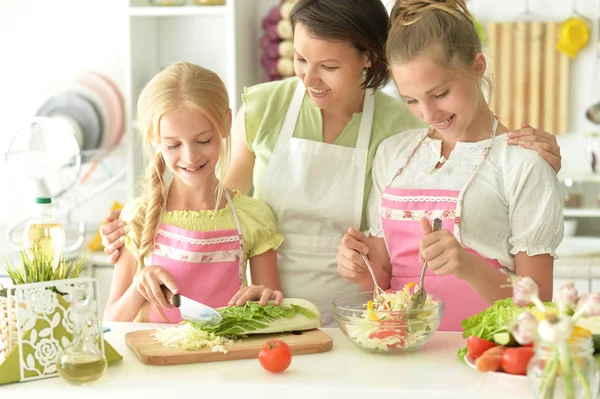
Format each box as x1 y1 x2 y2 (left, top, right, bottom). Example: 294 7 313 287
160 285 181 307
171 293 181 308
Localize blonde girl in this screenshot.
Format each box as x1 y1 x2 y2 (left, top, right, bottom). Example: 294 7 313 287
104 62 284 323
337 0 563 331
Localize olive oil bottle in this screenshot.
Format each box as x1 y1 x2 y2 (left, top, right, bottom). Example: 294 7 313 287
22 197 65 269
56 288 107 384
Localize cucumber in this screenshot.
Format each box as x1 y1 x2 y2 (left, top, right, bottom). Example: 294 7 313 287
493 332 518 347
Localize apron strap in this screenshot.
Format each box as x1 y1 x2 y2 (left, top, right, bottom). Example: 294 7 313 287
453 116 499 243
224 189 246 286
279 79 306 142
224 189 243 240
355 89 374 152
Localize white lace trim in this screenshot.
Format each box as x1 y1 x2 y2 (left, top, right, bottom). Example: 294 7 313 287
381 208 457 221
382 193 458 203
510 245 559 260
153 244 242 264
157 229 240 245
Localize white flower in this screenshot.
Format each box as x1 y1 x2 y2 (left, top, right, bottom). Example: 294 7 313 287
511 312 538 345
538 315 574 343
61 307 74 335
513 277 540 307
34 337 61 368
574 293 600 319
29 289 59 315
556 282 579 314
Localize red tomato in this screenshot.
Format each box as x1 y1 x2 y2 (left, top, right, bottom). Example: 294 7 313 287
258 340 292 373
368 320 406 348
501 347 535 375
475 346 506 372
467 336 498 360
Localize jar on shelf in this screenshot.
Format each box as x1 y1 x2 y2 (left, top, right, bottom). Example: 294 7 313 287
563 178 582 208
585 132 600 174
527 336 600 399
194 0 225 5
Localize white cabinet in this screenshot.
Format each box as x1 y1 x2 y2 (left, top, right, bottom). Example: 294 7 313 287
125 0 260 196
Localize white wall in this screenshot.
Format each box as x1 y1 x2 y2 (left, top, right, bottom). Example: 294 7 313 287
0 0 598 252
0 0 128 254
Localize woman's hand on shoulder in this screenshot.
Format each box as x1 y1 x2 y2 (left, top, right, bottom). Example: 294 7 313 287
228 285 283 306
507 122 562 173
133 265 178 309
99 209 127 264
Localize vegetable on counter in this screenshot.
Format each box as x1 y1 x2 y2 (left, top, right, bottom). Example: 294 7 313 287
457 297 554 360
153 298 321 352
258 339 292 373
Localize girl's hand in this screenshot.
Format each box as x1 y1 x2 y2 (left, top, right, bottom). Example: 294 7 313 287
133 266 178 309
336 227 382 287
100 209 126 264
507 123 562 173
228 285 283 306
418 218 474 280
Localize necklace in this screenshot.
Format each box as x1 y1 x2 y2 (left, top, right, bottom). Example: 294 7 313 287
438 155 448 164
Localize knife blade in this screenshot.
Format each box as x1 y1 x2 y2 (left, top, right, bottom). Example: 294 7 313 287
170 293 223 325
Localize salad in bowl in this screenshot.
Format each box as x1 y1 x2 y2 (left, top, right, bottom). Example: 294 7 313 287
333 283 444 353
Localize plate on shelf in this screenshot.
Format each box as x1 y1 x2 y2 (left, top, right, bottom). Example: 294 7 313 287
73 71 125 149
36 91 103 150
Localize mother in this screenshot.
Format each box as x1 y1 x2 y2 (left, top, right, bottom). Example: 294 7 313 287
100 0 562 326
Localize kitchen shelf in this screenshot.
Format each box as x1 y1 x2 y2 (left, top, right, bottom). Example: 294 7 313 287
558 173 600 183
129 6 227 17
124 0 258 198
564 208 600 218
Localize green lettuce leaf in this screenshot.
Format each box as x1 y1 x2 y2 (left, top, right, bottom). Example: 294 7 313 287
457 298 554 360
185 299 320 336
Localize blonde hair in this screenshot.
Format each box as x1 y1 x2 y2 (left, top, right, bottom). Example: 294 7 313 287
387 0 489 93
130 62 231 321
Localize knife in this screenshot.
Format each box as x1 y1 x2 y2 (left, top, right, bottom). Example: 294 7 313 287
170 293 223 325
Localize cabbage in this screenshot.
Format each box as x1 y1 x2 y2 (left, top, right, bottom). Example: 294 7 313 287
152 298 321 351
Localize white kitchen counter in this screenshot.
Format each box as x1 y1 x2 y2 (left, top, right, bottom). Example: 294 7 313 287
2 322 551 399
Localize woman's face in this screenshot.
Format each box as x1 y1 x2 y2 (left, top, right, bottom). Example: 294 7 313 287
293 22 370 111
391 54 483 142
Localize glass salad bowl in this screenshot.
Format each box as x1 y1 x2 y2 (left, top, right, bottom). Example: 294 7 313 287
333 291 444 353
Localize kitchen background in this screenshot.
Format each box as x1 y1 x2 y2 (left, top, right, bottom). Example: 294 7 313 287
0 0 599 321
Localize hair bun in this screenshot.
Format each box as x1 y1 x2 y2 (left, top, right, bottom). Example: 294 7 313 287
390 0 470 26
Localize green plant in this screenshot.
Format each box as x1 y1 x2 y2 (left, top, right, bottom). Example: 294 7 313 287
4 247 86 285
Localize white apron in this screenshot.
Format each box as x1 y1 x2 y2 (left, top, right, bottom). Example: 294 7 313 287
259 79 374 326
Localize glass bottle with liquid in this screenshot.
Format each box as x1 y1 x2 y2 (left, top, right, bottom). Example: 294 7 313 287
56 287 107 384
22 197 66 269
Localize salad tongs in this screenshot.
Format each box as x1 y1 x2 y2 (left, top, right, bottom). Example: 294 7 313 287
408 217 442 313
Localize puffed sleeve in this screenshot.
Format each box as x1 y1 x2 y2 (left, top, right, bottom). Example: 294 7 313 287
504 151 564 258
119 197 144 253
235 194 284 258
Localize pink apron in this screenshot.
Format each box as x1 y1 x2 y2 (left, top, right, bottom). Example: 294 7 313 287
147 190 244 323
381 118 504 332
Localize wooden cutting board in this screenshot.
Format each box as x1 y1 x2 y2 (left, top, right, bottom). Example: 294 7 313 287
125 328 333 366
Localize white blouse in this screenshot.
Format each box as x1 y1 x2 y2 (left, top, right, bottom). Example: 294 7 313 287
367 128 564 271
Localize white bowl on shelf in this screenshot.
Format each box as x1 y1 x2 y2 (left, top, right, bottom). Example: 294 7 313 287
564 219 578 237
556 236 600 257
